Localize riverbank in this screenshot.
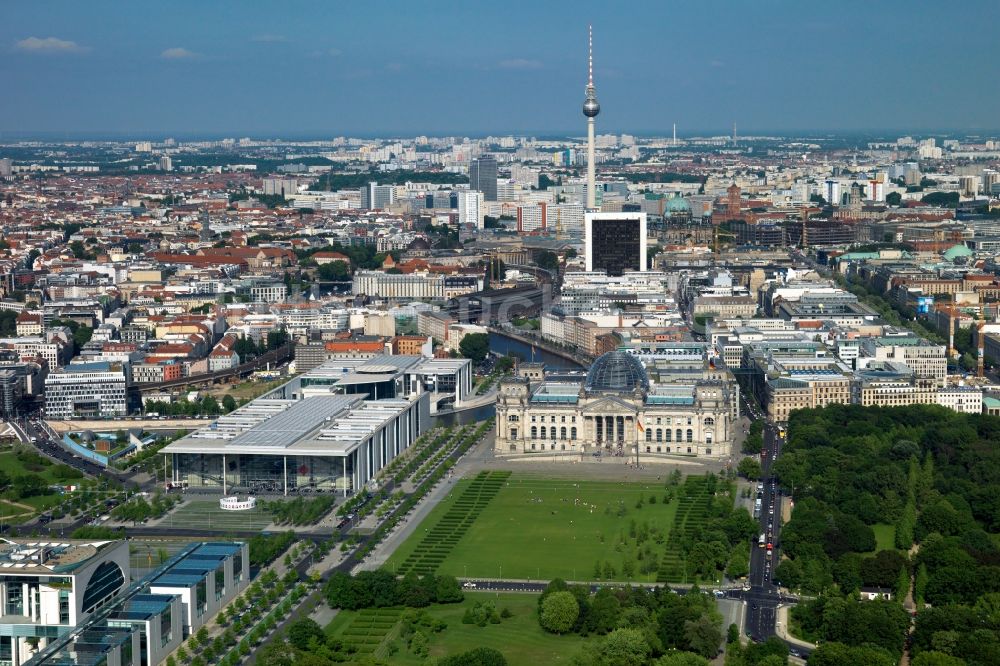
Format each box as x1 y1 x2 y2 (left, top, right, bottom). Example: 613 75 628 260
488 328 589 368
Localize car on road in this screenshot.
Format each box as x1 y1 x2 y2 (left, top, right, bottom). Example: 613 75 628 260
462 582 477 588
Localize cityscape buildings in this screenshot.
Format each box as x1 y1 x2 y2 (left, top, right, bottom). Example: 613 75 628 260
3 9 1000 664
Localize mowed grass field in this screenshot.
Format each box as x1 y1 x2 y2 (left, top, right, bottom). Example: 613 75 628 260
872 523 896 552
387 473 678 582
326 592 591 665
157 499 275 531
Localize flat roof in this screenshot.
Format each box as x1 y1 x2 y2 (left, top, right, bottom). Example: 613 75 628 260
163 394 417 458
229 395 358 449
0 538 116 575
110 594 174 621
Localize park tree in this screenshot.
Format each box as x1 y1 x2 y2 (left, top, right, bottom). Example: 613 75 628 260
536 250 560 271
737 457 762 480
726 546 750 579
540 591 579 634
655 653 708 666
288 618 325 650
409 630 429 658
586 588 621 635
743 637 789 664
683 615 722 659
317 260 351 281
596 628 651 666
914 563 929 606
222 394 237 412
807 642 896 666
435 575 464 603
459 333 490 363
911 653 966 666
397 571 431 608
256 640 296 666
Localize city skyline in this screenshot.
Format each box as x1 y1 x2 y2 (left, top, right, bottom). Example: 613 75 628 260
4 0 1000 136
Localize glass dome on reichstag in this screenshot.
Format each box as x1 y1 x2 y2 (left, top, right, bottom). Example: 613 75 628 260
585 351 650 393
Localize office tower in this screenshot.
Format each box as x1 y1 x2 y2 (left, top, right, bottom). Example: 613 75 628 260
469 156 498 201
457 190 484 228
983 170 1000 195
0 158 11 180
157 155 173 171
582 26 600 210
361 181 395 210
585 212 647 276
825 179 841 205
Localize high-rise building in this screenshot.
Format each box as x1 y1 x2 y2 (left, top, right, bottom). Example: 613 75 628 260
517 203 546 232
469 156 498 201
157 155 173 171
824 179 841 205
457 190 484 228
361 181 395 210
0 158 12 180
583 26 600 210
983 169 1000 195
585 212 647 276
959 175 979 197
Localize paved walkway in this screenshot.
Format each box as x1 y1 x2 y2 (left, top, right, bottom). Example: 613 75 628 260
774 605 816 651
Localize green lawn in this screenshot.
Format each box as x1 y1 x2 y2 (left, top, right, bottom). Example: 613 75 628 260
158 499 274 531
873 523 896 552
327 593 591 665
0 450 69 521
387 473 680 582
0 450 64 482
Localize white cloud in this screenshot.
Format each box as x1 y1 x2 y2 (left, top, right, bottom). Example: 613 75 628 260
15 36 86 54
251 34 287 43
498 58 542 70
161 47 197 60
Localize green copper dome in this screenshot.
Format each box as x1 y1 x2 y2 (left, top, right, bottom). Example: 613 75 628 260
665 196 691 213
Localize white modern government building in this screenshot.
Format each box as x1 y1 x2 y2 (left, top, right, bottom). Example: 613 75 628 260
162 355 472 493
1 538 247 666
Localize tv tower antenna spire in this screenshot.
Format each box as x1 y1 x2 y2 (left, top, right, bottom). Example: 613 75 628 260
582 25 601 210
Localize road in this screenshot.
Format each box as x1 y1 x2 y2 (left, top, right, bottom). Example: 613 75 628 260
740 421 811 657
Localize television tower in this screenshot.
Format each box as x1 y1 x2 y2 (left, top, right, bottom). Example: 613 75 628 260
583 25 600 210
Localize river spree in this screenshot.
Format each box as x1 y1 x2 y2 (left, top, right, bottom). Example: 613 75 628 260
487 332 584 371
432 333 582 428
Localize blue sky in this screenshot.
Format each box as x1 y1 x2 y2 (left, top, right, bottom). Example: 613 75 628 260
3 0 999 137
